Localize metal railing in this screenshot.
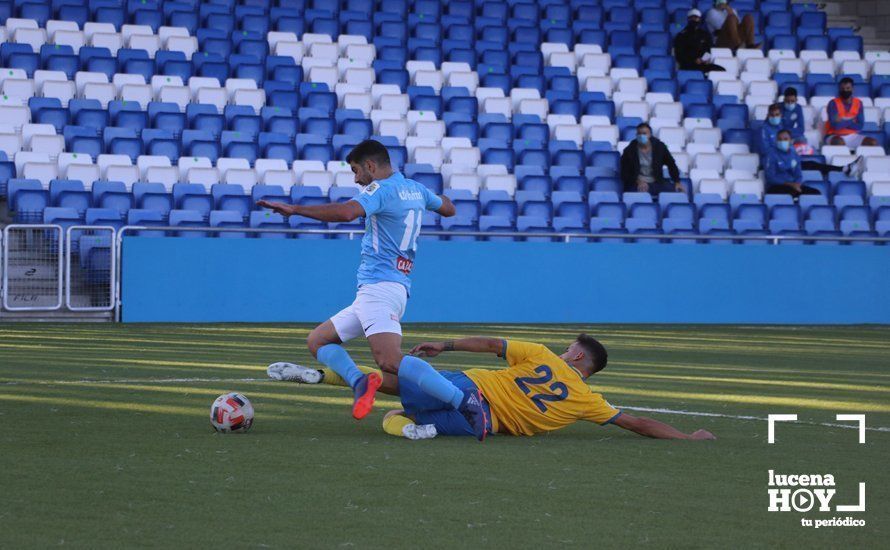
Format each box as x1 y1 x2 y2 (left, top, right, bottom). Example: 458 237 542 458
65 226 116 312
1 224 64 311
0 225 118 314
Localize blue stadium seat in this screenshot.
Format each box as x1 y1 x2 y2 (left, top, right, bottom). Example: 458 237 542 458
9 179 48 223
92 182 133 216
251 211 290 239
85 208 125 230
50 180 91 216
169 209 209 238
133 182 173 218
211 184 252 219
43 207 82 232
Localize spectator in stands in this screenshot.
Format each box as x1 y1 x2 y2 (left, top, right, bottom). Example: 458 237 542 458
824 77 878 148
761 104 864 179
620 123 684 195
705 0 759 51
759 103 784 155
765 130 821 198
674 9 725 73
780 87 806 145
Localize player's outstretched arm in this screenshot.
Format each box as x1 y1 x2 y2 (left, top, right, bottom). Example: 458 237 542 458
410 337 504 358
612 413 716 440
255 200 366 222
435 195 456 217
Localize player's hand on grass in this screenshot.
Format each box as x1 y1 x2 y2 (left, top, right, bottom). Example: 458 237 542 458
410 342 445 357
690 429 716 440
256 200 295 217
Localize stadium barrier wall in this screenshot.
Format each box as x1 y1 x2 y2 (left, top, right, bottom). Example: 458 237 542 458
121 237 890 324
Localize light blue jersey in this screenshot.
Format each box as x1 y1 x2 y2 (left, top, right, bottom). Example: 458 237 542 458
352 172 443 292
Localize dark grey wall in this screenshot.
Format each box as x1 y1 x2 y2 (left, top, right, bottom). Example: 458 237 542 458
837 0 890 34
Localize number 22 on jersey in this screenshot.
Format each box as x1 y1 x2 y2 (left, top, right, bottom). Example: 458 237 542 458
514 365 569 413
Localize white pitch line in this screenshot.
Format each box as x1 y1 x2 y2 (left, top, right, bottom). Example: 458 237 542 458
621 406 890 433
0 377 268 386
3 377 890 433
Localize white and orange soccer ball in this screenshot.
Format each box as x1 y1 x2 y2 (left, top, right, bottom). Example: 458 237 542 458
210 392 254 433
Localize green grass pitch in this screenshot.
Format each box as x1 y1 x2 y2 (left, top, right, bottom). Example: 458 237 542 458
1 324 887 548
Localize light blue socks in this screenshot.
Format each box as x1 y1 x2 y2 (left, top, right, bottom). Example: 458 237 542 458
316 344 362 389
399 355 464 409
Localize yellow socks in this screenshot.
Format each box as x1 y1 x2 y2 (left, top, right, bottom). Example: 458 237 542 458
321 364 380 387
382 413 414 437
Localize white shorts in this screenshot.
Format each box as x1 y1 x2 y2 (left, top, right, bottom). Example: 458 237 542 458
825 133 866 149
330 281 408 342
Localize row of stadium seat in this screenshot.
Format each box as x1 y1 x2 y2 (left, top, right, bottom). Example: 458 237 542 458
11 172 890 228
0 0 857 54
37 204 890 242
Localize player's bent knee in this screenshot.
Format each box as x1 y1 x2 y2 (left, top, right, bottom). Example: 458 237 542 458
373 352 403 374
307 329 335 357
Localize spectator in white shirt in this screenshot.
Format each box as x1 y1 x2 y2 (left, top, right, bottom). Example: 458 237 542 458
705 0 759 51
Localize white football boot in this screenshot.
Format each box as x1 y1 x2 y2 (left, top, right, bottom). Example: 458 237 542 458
402 423 438 440
266 362 323 384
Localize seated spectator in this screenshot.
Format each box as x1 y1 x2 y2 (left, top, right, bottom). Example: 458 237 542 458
673 9 725 73
620 123 685 195
780 87 806 145
705 0 759 51
761 104 865 180
759 103 784 155
824 77 878 148
765 130 821 198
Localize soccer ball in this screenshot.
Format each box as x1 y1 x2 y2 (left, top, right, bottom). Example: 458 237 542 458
210 392 254 433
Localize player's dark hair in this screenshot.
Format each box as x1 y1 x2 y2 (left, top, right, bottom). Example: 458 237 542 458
346 139 391 167
777 129 792 139
768 103 781 115
839 77 854 87
636 122 652 133
576 334 608 374
783 86 798 98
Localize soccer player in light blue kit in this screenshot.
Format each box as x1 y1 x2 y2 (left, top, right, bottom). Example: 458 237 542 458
258 140 489 440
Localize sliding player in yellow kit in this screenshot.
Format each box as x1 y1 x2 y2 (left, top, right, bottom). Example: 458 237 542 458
268 334 716 442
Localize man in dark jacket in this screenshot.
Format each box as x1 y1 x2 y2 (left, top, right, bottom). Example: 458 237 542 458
673 9 725 73
620 123 684 194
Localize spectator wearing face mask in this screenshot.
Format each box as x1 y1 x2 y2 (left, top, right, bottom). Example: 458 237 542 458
673 9 725 73
760 103 784 155
825 77 878 148
780 87 806 144
620 123 685 195
705 0 759 51
761 104 865 179
765 130 821 198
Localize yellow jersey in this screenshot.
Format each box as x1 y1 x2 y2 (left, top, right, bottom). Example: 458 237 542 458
464 340 621 436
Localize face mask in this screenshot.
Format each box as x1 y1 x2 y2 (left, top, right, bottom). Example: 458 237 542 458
840 90 852 99
769 116 782 126
777 140 791 152
784 102 795 110
637 134 649 145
